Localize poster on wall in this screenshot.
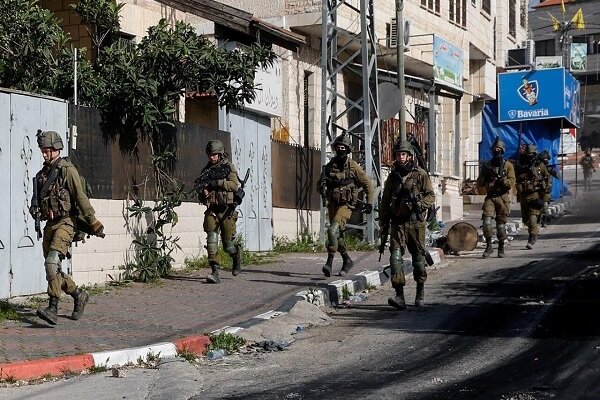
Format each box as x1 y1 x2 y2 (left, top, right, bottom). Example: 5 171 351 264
570 43 587 72
498 68 581 128
432 35 464 90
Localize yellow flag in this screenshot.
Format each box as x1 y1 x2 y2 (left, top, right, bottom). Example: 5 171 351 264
548 12 560 31
561 0 566 14
571 8 585 29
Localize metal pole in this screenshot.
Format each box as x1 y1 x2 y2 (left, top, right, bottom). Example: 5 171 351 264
73 48 78 106
396 0 405 143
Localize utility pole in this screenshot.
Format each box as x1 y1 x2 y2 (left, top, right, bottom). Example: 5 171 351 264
396 0 406 143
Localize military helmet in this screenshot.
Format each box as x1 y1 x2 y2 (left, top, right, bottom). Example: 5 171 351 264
539 150 550 161
331 134 353 153
491 137 506 153
206 139 225 155
393 140 414 156
526 144 537 154
36 130 63 150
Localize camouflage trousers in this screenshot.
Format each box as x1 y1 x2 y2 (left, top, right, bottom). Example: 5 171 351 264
203 207 238 265
389 220 427 286
519 194 543 235
42 217 78 298
326 204 353 253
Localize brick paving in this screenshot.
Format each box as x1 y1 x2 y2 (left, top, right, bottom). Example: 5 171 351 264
1 251 387 364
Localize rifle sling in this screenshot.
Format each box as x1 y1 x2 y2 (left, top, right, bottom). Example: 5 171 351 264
39 163 61 199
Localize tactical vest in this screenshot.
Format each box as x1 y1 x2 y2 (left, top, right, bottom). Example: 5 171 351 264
482 160 510 196
325 159 358 206
581 155 594 169
391 168 424 222
517 162 545 195
200 161 235 208
36 158 73 221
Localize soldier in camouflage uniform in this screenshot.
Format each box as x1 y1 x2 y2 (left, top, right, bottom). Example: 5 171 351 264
476 137 516 258
197 140 241 284
516 144 549 249
31 131 104 326
579 148 596 192
318 134 374 277
379 141 435 309
538 150 559 227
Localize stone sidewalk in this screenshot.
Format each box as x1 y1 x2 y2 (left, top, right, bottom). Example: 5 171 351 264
1 249 447 380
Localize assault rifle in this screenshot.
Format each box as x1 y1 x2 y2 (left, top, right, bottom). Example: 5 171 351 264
318 169 328 207
223 168 251 218
378 221 390 262
191 162 231 200
233 168 251 207
30 176 42 240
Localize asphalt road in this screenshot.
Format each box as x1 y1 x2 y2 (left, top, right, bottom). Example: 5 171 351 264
3 174 600 400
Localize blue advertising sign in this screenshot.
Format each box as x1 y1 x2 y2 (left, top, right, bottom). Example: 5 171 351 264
498 68 580 128
433 35 464 90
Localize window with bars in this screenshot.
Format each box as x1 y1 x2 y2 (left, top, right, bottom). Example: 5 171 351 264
421 0 440 15
535 39 555 57
449 0 467 27
481 0 490 14
509 0 516 37
520 0 527 28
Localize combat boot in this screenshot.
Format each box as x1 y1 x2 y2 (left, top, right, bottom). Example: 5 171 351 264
482 238 493 258
497 241 505 258
339 252 354 276
415 283 425 307
206 265 221 284
526 234 537 250
388 286 406 310
322 253 334 277
70 288 89 320
37 296 59 325
232 246 242 276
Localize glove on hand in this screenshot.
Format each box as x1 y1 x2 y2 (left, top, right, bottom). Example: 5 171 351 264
90 219 105 237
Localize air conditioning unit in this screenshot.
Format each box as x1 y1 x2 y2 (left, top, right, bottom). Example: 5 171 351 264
506 40 535 67
388 18 398 48
523 39 535 65
387 19 410 49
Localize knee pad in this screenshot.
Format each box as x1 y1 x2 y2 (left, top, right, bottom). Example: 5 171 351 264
327 222 340 249
496 223 507 241
223 240 237 256
389 248 403 275
412 255 426 276
44 250 62 282
206 231 219 257
389 248 404 286
482 216 494 238
528 214 538 227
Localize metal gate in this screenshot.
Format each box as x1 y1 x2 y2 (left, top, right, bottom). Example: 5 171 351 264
228 109 273 251
0 90 69 298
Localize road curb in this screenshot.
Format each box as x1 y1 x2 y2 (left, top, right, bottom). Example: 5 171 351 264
0 248 445 381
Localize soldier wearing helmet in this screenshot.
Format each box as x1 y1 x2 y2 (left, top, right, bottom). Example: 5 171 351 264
516 143 549 249
579 148 596 192
378 139 435 310
196 139 241 283
476 137 516 258
318 134 375 277
31 130 104 326
538 150 559 227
